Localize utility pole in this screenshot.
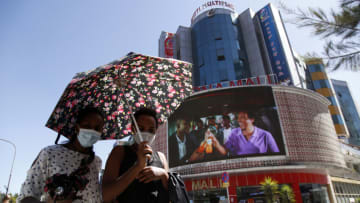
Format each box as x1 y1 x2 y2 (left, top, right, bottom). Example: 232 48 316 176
0 138 16 197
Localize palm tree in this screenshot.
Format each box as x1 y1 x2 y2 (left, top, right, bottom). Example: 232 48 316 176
279 0 360 71
260 177 279 203
279 185 295 203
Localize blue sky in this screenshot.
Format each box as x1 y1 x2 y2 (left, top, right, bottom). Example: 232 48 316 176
0 0 359 194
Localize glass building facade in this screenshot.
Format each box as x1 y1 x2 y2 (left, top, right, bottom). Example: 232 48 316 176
191 8 250 87
332 79 360 146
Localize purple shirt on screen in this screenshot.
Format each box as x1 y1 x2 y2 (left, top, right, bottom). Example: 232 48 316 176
225 127 279 155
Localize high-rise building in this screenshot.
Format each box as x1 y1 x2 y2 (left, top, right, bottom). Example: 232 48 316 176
155 2 360 202
158 31 177 59
159 3 306 89
332 79 360 146
305 58 349 139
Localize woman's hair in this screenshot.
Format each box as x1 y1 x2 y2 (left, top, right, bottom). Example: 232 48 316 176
55 106 104 144
76 107 104 124
133 107 158 127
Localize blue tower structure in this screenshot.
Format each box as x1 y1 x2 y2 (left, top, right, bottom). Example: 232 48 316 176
190 8 250 87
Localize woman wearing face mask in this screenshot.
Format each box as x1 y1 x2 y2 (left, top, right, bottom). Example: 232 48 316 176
102 107 169 203
17 107 104 203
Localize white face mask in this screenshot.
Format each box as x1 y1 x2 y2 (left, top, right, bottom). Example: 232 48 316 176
133 131 157 145
77 128 101 148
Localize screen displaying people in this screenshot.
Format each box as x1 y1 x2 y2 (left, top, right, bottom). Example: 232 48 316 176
225 111 279 156
168 119 196 166
167 87 285 167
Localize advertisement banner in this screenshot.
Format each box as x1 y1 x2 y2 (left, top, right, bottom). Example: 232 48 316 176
164 32 175 58
256 5 293 86
168 86 285 167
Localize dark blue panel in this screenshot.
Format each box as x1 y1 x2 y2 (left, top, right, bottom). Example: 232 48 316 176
256 5 293 85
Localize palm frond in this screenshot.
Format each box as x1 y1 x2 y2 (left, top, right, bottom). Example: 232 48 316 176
279 0 360 71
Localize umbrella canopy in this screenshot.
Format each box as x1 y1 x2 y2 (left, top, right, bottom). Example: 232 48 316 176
46 53 192 140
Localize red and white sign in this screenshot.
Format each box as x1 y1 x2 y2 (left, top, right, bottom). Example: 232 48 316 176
164 32 174 58
193 74 278 92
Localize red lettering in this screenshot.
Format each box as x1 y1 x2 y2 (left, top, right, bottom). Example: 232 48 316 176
267 75 272 84
229 81 236 86
201 86 207 90
256 76 261 84
237 80 242 86
216 83 222 88
246 78 255 85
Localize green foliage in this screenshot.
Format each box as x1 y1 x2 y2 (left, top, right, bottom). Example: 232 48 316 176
279 185 296 203
279 0 360 71
260 176 280 203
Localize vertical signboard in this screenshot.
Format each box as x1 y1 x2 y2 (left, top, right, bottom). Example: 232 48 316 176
164 32 175 58
256 5 293 86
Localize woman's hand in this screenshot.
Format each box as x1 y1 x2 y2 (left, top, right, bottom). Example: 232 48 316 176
137 166 168 183
135 142 153 169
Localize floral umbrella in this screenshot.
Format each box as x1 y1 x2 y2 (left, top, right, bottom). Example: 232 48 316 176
46 53 192 140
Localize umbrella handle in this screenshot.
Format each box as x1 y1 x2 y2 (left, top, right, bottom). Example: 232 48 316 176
129 108 143 143
118 85 143 143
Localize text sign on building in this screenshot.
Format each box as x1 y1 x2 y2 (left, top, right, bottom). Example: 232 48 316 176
192 178 219 190
256 5 293 86
164 32 175 58
193 74 277 92
191 1 235 23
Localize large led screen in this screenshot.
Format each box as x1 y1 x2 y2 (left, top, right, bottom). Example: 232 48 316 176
168 86 285 167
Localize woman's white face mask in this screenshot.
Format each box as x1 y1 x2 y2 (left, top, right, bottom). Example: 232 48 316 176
77 128 101 148
133 131 156 145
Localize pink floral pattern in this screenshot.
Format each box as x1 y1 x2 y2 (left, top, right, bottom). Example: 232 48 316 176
46 53 192 140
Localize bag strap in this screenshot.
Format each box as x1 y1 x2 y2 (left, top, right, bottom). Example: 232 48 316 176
168 172 190 203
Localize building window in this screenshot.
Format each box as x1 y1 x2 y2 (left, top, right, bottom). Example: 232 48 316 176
215 37 222 41
198 55 204 67
217 55 225 61
216 48 225 61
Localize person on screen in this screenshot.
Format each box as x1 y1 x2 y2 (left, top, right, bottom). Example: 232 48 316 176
225 111 279 155
221 115 233 145
168 119 196 166
189 118 206 147
188 116 227 162
206 116 223 144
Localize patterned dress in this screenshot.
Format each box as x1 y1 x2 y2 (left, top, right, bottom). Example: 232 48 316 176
17 145 102 203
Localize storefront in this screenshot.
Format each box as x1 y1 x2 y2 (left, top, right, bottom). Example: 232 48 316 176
183 171 331 203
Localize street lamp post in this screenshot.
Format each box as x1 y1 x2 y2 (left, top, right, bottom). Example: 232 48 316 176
0 138 16 197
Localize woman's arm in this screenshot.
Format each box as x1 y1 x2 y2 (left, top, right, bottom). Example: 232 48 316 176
136 151 169 190
158 152 169 190
18 149 48 203
101 143 151 202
